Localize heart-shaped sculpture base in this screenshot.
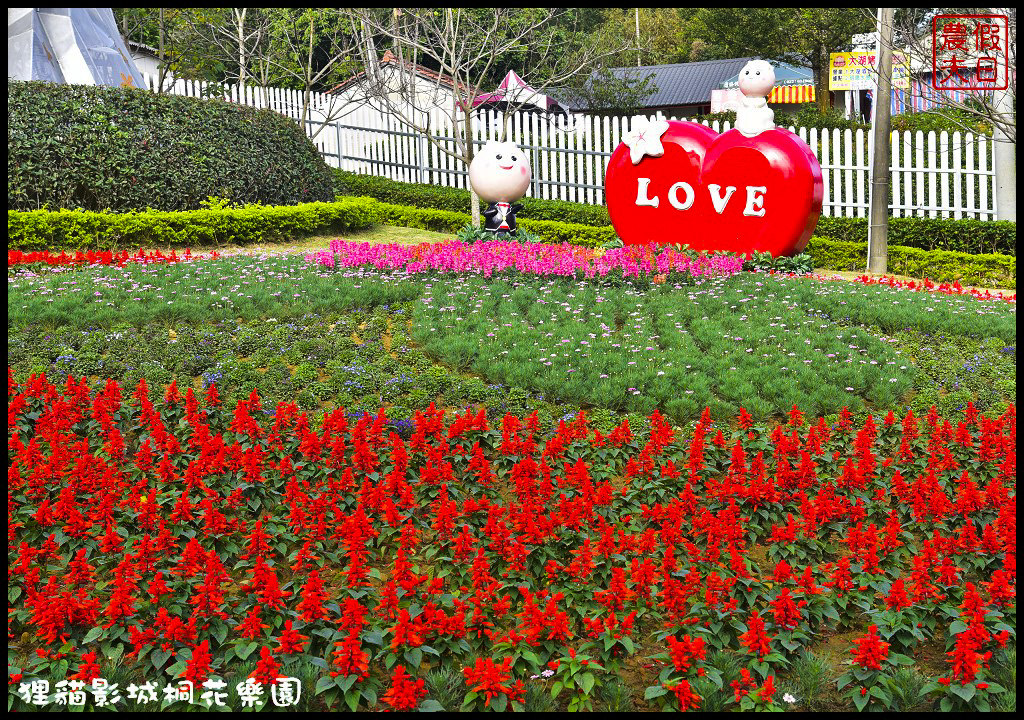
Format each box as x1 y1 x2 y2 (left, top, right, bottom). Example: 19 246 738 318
605 121 823 257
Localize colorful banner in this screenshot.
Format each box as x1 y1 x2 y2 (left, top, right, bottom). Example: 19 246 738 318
829 52 910 90
768 84 815 104
711 86 815 113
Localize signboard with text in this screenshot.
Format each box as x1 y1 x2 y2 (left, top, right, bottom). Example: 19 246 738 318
829 51 910 91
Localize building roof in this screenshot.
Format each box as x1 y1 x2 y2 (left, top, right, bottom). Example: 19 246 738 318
609 57 756 108
125 39 160 56
328 50 476 97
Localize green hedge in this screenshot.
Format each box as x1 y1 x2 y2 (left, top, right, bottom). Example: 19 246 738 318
370 201 615 247
9 197 1013 287
8 80 335 212
334 170 612 227
7 198 376 250
334 170 1015 256
807 237 1015 288
815 216 1015 256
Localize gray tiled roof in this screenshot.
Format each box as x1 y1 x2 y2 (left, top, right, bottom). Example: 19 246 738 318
611 57 756 108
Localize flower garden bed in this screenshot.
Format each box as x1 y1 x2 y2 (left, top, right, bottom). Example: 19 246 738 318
7 239 1017 712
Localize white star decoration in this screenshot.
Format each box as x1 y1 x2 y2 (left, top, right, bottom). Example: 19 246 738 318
622 116 670 165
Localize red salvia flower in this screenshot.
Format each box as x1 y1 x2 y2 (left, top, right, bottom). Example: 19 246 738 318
275 620 309 655
381 665 425 712
72 651 102 683
249 646 282 688
462 656 523 708
183 639 214 687
666 634 706 674
740 611 773 659
667 678 702 711
851 625 890 670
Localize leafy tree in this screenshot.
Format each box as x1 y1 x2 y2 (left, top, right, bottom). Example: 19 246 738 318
598 9 704 67
694 8 874 113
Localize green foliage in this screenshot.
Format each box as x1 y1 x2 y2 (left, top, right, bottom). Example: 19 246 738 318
334 170 612 226
6 254 424 328
779 105 869 131
456 224 495 244
814 216 1015 257
8 80 335 212
743 251 814 274
785 650 832 710
411 274 926 423
371 200 615 248
806 236 1016 288
881 666 931 712
892 332 1016 417
334 170 1015 258
424 666 464 711
891 109 993 136
7 198 377 250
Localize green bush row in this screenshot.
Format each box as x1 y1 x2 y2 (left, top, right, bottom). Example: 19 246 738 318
815 216 1015 256
9 197 1013 287
370 201 615 247
7 198 376 250
6 197 614 251
8 80 335 213
334 169 612 227
806 237 1016 288
335 170 1015 256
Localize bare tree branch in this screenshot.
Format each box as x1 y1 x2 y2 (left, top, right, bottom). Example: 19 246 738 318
859 7 1015 142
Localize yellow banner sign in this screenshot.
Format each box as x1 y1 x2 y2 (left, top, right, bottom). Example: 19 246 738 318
829 51 910 90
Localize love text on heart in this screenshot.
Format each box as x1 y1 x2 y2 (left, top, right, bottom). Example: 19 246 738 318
634 178 768 217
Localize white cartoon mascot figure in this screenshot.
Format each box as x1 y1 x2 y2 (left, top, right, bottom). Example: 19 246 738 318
734 59 777 138
469 140 532 236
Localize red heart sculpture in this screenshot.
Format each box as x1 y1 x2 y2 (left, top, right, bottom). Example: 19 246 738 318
605 121 823 256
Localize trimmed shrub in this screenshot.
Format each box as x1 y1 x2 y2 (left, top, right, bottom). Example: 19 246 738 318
8 198 376 250
890 109 992 136
334 170 612 227
807 237 1015 288
370 201 614 247
334 170 1014 256
815 216 1015 256
8 80 335 212
10 196 1013 288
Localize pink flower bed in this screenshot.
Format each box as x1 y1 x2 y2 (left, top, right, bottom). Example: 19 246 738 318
305 240 745 280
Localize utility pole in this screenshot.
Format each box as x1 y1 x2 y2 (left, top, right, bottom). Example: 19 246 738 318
866 8 894 274
990 6 1016 221
992 82 1016 221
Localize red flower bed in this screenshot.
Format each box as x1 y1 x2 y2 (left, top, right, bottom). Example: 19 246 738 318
849 273 1016 304
7 369 1016 711
7 249 214 268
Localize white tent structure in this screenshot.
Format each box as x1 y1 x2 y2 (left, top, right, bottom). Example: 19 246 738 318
472 70 567 116
8 8 145 87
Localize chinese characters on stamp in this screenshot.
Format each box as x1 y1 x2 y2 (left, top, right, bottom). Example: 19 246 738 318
932 14 1010 90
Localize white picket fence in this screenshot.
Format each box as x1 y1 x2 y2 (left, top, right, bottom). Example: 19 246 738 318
143 74 999 221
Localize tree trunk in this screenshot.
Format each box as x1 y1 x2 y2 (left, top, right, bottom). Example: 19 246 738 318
463 110 481 228
157 8 167 93
814 54 829 114
236 9 247 87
